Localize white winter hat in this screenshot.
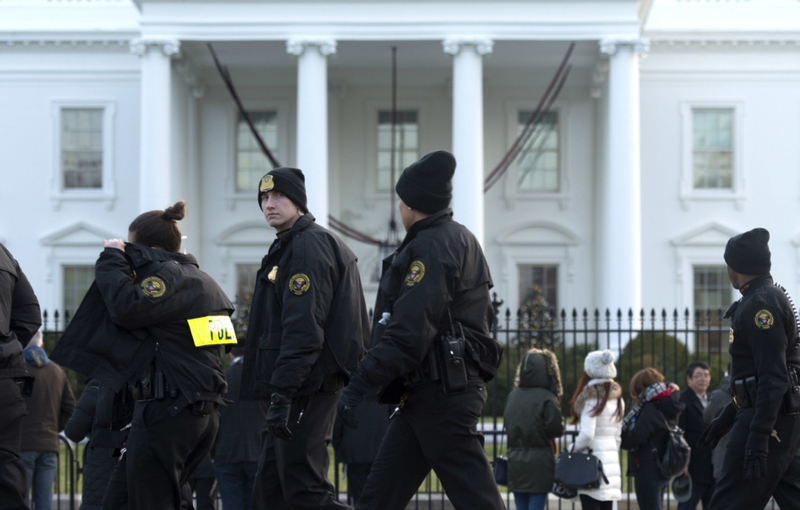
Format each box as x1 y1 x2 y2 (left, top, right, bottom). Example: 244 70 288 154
584 350 617 379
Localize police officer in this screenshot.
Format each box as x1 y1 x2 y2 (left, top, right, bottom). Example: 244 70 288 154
700 228 800 510
337 150 506 510
240 167 368 510
0 243 40 510
51 201 235 510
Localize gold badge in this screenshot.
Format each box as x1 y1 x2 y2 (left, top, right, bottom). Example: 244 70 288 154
755 310 774 330
729 328 735 344
260 175 274 193
141 276 166 298
405 260 426 287
289 273 311 296
267 266 278 283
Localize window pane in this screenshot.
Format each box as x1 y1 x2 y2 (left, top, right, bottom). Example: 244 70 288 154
63 266 94 319
235 264 262 326
236 111 278 192
517 111 559 192
693 109 734 190
377 110 419 191
62 109 103 189
518 265 558 313
693 265 732 350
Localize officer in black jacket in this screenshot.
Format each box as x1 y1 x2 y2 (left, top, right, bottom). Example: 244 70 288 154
51 201 235 510
240 167 368 510
700 228 800 510
0 243 40 510
338 151 505 510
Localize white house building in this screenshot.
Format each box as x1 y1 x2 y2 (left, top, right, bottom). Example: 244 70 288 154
2 0 800 336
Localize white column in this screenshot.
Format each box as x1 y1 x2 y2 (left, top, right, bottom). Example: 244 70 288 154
131 39 180 213
287 39 336 229
444 39 493 246
598 38 648 314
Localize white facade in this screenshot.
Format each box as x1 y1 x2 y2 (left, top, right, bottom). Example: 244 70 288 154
2 0 800 325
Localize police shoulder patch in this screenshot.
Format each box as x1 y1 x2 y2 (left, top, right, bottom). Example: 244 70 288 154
289 273 311 296
260 175 274 193
755 309 775 330
141 276 166 298
405 260 426 287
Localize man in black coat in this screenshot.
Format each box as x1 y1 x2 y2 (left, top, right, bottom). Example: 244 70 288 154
678 361 714 510
701 228 800 510
0 243 41 510
240 168 369 510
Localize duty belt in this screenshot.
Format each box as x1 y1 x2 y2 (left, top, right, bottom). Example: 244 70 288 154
403 347 481 387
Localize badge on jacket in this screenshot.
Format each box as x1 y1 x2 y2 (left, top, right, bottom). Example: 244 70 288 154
405 261 426 287
268 266 278 283
729 328 734 344
755 310 774 330
141 276 166 298
289 273 310 296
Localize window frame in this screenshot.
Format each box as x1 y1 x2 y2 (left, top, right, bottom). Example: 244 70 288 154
50 100 117 211
680 101 746 211
375 109 421 193
62 265 95 320
503 101 571 210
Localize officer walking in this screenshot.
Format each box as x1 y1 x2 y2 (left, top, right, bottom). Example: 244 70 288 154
240 167 369 510
51 201 235 510
0 243 40 510
700 228 800 510
337 150 506 510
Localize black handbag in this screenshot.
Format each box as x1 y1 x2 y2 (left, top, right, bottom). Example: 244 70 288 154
493 456 508 486
553 446 609 490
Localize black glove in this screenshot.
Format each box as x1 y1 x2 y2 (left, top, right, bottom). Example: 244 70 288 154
337 374 371 429
699 401 736 449
266 392 292 441
743 432 770 480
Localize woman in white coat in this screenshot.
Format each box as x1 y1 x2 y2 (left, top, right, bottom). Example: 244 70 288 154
568 350 625 510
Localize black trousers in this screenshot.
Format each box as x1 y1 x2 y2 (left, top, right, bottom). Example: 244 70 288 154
103 399 219 510
0 380 27 510
253 390 349 510
773 454 800 510
190 477 215 510
345 462 371 506
356 379 505 510
708 408 800 510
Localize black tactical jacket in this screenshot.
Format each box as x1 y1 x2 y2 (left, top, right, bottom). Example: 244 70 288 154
357 209 503 403
51 245 234 414
727 274 800 438
240 214 369 400
0 243 41 381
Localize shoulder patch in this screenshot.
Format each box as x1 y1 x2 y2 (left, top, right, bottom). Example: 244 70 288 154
755 309 774 330
289 273 311 296
405 260 426 287
141 276 166 298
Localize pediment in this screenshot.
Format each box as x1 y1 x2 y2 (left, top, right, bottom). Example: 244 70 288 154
496 222 580 246
670 222 739 247
216 221 275 246
40 222 119 247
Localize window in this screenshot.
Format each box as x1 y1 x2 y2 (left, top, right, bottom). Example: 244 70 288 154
63 266 93 320
62 109 103 189
693 265 732 351
236 112 278 192
518 265 558 312
516 111 559 192
235 263 261 317
377 110 418 191
693 109 733 189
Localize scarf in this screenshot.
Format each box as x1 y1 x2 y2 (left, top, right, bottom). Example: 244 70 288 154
622 382 671 431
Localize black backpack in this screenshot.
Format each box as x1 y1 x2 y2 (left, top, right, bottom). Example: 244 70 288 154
652 420 691 479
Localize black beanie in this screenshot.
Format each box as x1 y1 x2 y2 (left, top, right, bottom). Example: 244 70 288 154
724 228 771 275
257 167 308 213
395 150 455 214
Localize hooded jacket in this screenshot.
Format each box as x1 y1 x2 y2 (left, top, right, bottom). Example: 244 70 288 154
503 348 564 493
0 243 40 382
621 388 685 478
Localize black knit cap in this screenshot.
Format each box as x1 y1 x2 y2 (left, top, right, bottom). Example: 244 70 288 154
395 150 455 214
257 167 308 213
724 228 771 275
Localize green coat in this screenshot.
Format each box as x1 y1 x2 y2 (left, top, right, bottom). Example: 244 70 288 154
503 349 564 493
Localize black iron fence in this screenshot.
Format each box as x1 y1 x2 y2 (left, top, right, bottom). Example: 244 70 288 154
40 305 777 509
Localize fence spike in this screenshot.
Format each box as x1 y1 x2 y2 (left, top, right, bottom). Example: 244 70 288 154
562 309 567 318
617 309 623 319
650 308 656 318
605 308 610 318
505 308 511 318
662 308 667 318
673 309 679 318
684 307 691 317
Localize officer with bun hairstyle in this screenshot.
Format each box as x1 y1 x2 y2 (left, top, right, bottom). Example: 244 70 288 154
52 201 235 510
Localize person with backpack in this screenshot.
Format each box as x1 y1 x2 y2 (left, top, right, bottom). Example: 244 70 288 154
568 350 625 510
621 368 686 510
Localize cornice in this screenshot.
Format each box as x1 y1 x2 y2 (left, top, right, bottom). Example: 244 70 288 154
0 38 131 49
649 38 800 48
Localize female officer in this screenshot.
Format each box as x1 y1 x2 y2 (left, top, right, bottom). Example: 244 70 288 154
52 201 235 510
337 150 505 510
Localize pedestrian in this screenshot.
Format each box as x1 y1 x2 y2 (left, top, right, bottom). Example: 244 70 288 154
621 368 685 510
19 331 76 510
678 361 714 510
0 242 40 510
569 350 624 510
51 200 235 510
700 228 800 510
503 347 564 510
702 366 731 481
213 344 267 510
239 167 369 510
336 150 506 510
